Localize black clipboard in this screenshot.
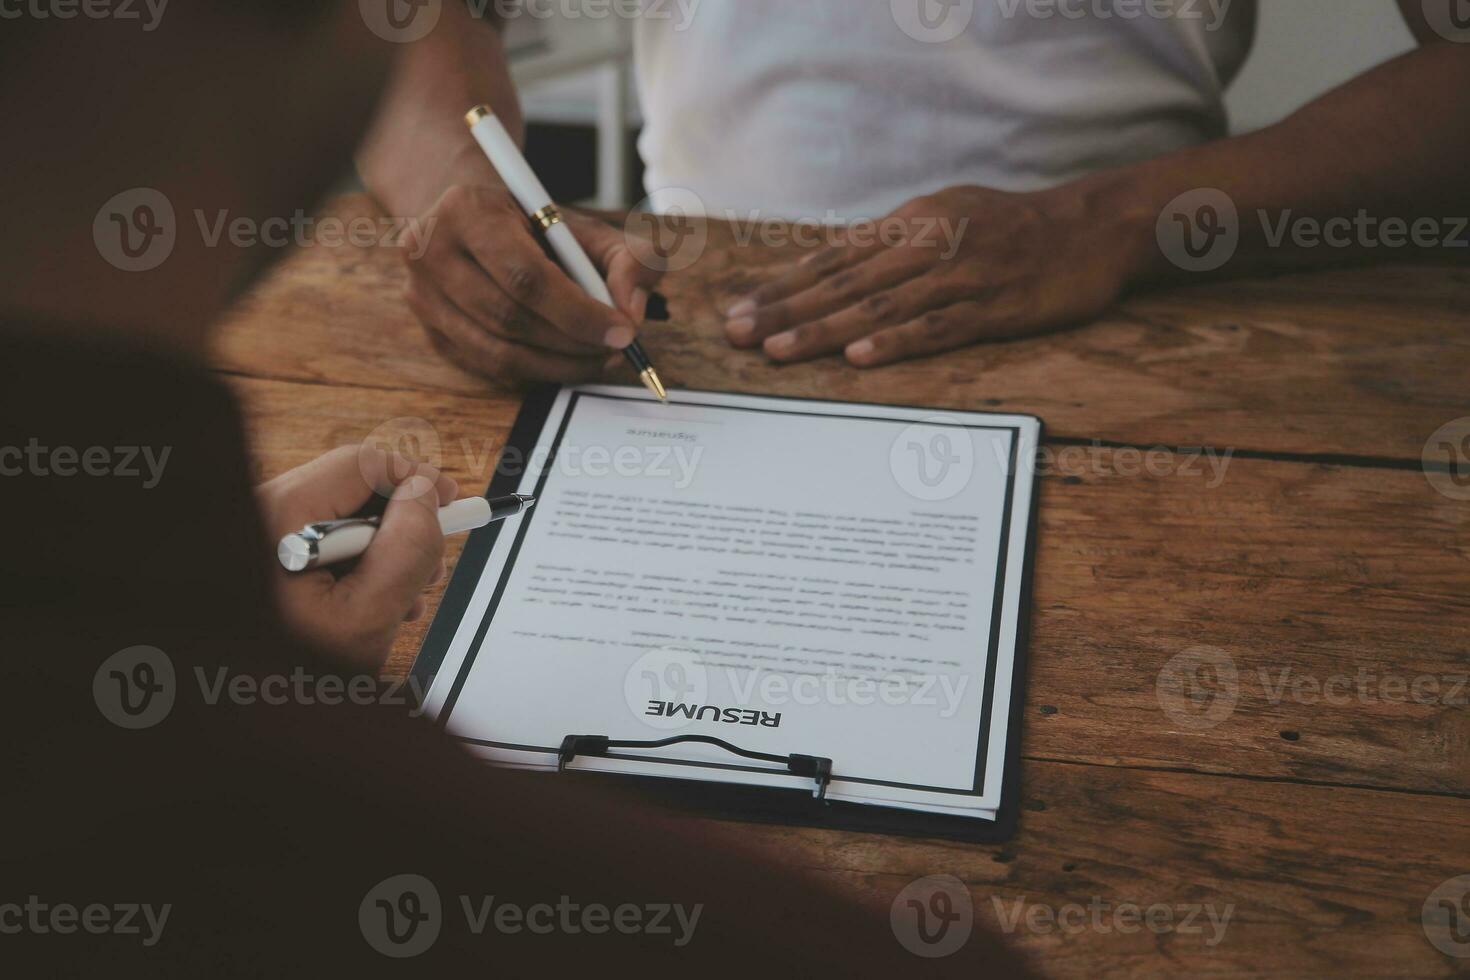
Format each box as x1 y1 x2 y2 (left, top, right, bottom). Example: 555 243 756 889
412 386 1042 843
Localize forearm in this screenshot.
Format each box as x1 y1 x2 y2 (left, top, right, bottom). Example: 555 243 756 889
1057 40 1470 285
357 3 521 217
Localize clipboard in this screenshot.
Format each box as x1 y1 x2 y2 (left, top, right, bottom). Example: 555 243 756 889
413 386 1042 843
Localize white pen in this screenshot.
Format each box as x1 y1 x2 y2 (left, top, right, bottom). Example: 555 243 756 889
465 104 668 402
277 494 536 573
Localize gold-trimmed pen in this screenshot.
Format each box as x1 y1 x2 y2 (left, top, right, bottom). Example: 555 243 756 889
464 104 668 403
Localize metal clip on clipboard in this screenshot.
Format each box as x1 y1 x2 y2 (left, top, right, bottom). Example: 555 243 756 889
557 734 835 801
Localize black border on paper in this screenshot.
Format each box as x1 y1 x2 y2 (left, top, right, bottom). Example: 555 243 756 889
412 386 1043 842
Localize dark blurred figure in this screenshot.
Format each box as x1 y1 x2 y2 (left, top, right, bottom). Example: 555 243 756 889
0 4 1035 976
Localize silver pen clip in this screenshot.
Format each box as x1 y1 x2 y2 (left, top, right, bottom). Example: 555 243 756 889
301 517 380 539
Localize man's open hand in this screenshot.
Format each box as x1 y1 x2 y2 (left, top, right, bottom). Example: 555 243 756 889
723 185 1136 368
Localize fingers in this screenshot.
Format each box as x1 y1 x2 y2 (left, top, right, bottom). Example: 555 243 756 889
846 300 1035 368
355 446 458 504
728 248 936 350
261 445 458 533
346 473 453 620
728 244 871 322
409 276 609 385
568 213 664 323
263 453 458 665
425 248 602 357
762 276 977 364
401 557 445 622
293 472 447 665
404 596 429 624
441 187 638 351
406 187 642 380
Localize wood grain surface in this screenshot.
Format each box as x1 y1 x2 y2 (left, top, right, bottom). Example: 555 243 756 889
215 195 1470 460
216 196 1470 977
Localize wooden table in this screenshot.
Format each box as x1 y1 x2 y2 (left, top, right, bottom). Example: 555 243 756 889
215 195 1470 977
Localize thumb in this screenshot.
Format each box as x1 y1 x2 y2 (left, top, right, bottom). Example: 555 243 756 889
346 474 448 618
605 248 664 324
574 215 664 323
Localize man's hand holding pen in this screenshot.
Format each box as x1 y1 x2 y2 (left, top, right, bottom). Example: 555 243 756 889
403 184 662 385
401 175 1136 380
257 447 457 667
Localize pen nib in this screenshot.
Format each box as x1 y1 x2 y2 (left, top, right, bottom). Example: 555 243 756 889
640 367 668 403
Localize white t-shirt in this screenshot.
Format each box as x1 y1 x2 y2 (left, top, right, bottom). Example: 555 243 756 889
634 0 1252 219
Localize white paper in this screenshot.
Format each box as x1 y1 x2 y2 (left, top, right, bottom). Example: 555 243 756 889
424 386 1039 819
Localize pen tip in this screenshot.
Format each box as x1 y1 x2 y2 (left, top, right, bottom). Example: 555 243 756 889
640 367 668 403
